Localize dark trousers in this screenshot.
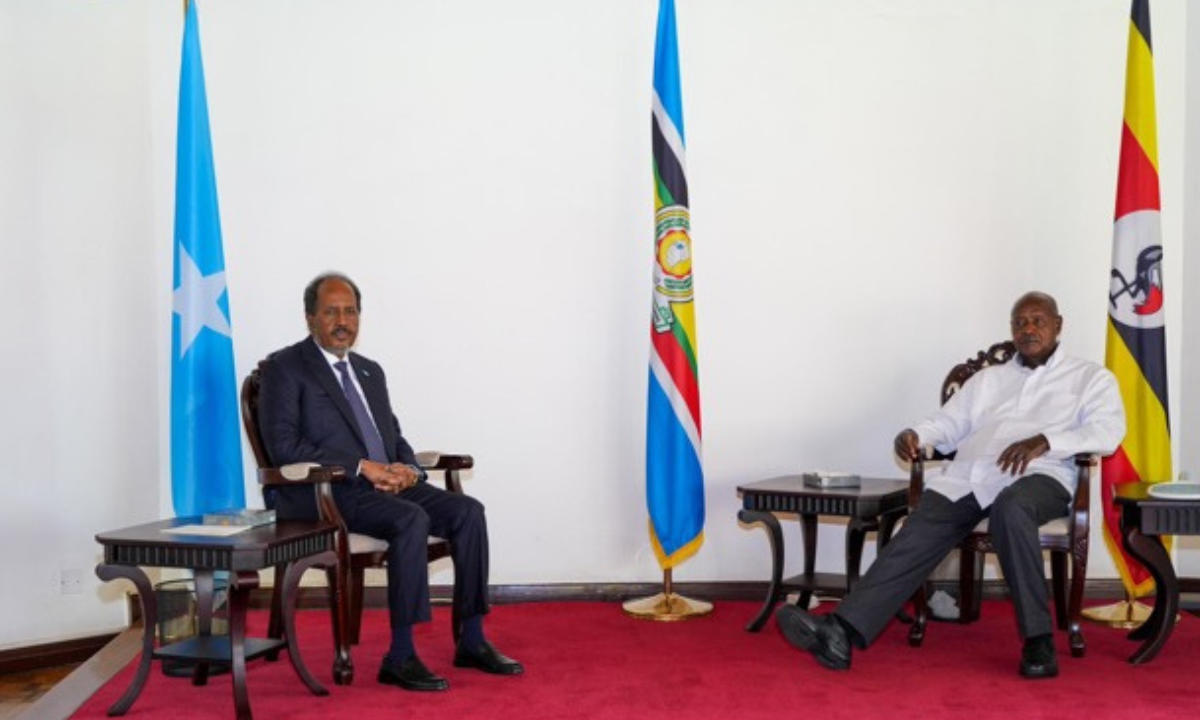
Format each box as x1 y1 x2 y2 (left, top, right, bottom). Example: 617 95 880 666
349 481 490 629
835 474 1070 644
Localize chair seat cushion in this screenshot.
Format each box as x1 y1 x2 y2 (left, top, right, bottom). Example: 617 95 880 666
972 517 1070 536
347 532 448 555
348 533 389 554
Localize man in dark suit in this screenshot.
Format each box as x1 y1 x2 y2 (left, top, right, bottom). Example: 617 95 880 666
258 272 522 692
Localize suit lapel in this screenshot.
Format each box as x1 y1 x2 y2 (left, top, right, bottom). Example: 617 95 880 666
299 339 369 452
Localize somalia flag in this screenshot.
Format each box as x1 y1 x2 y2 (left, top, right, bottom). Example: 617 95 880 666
646 0 704 570
171 0 245 517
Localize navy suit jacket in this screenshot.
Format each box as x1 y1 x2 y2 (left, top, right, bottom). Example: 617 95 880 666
258 337 421 524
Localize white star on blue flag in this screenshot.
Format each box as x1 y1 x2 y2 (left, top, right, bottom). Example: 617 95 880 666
173 243 232 359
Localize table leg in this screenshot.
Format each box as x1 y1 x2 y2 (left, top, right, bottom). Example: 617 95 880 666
844 519 869 588
95 563 156 717
1122 526 1176 664
266 563 286 653
191 570 214 686
797 512 818 611
280 553 332 696
229 571 257 720
738 509 784 632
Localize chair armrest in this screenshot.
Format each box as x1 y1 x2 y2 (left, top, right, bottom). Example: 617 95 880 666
415 452 474 471
907 448 956 510
416 452 473 494
257 465 348 486
908 458 925 510
912 452 1095 526
257 465 350 535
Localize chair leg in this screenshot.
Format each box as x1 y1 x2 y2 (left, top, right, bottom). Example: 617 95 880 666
908 583 928 647
1068 543 1088 658
970 554 984 622
323 565 353 685
348 566 366 646
955 549 974 619
955 549 984 619
1050 551 1068 631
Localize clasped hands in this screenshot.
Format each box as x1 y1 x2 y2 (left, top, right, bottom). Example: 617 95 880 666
894 429 1050 476
362 460 421 494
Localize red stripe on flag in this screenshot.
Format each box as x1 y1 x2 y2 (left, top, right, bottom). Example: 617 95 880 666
651 325 701 432
1101 445 1152 588
1114 123 1161 220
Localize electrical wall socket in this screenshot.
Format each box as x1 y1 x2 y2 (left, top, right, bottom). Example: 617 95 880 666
59 568 84 595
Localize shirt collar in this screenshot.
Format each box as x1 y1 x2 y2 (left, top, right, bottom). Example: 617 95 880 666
311 337 350 371
1014 344 1062 371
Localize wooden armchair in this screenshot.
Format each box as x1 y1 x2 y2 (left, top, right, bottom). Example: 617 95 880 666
906 341 1094 658
240 362 474 685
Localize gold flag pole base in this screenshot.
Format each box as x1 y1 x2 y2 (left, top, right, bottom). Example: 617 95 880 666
622 569 713 621
1082 598 1153 629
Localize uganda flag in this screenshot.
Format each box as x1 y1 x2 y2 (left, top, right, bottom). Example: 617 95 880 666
646 0 704 570
1102 0 1172 598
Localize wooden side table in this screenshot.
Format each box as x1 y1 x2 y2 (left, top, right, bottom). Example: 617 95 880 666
1114 482 1200 664
737 475 910 631
95 518 345 720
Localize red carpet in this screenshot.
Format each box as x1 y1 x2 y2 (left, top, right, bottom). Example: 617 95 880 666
71 601 1198 720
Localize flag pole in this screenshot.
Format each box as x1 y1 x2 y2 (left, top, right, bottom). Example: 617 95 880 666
622 568 712 621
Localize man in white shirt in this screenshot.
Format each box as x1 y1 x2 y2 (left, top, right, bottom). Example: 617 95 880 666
777 291 1125 679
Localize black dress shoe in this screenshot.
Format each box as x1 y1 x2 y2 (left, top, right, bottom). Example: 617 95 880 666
377 655 450 691
1020 635 1058 679
453 641 524 675
776 605 852 671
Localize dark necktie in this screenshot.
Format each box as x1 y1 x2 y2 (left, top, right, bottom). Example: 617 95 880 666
334 360 389 463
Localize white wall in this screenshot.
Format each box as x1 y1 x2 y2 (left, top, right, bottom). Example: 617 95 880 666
0 1 161 649
2 0 1193 649
1176 0 1200 575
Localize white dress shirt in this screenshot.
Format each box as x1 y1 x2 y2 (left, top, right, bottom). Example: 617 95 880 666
911 348 1126 508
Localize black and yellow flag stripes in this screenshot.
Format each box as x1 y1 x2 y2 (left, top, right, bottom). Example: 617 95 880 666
1102 0 1171 598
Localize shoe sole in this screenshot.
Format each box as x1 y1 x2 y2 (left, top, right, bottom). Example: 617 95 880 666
1019 665 1059 680
776 607 821 652
377 672 450 691
378 680 449 691
776 607 851 671
812 651 851 672
453 657 524 675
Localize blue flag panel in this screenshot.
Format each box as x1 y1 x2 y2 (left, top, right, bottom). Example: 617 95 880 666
170 1 244 516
